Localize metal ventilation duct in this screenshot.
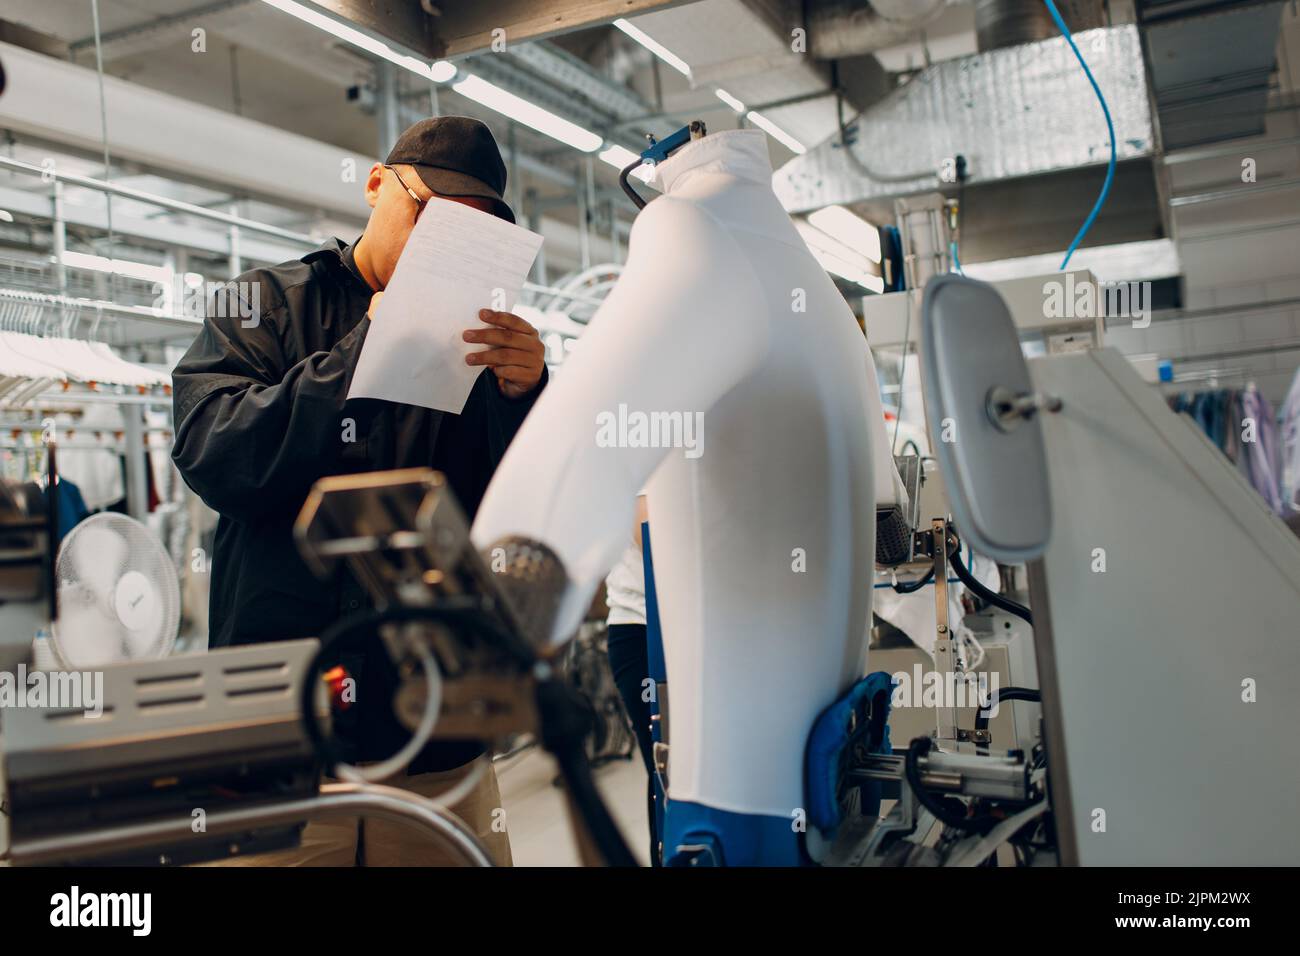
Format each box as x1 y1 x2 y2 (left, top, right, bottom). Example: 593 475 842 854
975 0 1105 51
773 24 1164 264
807 0 958 59
1138 0 1287 150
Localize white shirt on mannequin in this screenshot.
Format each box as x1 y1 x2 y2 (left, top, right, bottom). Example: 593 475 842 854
473 129 899 818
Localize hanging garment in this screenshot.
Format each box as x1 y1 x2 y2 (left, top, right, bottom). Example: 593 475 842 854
45 477 90 543
1240 387 1284 514
1223 391 1241 465
873 551 1003 659
1280 367 1300 515
53 406 126 511
604 539 647 627
473 129 905 828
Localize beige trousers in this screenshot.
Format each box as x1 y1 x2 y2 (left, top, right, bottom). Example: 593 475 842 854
197 759 513 867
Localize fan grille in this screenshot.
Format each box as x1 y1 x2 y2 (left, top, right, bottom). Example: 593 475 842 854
52 512 180 669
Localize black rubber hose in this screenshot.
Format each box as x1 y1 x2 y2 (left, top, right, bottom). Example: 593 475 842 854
619 160 648 209
536 677 639 867
892 565 935 594
949 545 1032 626
298 601 515 775
300 603 639 866
974 686 1043 755
904 737 991 834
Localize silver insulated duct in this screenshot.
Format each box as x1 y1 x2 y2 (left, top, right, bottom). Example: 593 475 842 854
975 0 1106 51
772 23 1164 264
808 0 958 60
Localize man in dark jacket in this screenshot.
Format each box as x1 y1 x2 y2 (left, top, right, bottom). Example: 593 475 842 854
172 117 546 866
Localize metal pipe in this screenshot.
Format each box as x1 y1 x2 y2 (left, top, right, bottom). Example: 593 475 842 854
228 201 242 278
1162 134 1300 166
1108 295 1300 328
524 189 547 285
121 406 149 520
608 199 620 265
584 156 598 264
0 155 316 245
69 0 257 56
521 281 605 307
1169 176 1300 207
376 61 401 157
51 182 67 296
6 781 494 866
576 168 590 271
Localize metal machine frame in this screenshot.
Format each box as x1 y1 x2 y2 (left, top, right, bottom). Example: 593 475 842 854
1 637 493 867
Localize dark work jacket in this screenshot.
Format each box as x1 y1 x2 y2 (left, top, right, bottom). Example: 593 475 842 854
171 237 546 771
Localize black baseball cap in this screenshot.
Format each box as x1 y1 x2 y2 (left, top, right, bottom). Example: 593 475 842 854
385 116 514 223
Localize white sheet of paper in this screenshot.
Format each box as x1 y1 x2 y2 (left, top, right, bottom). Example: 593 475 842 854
348 199 544 413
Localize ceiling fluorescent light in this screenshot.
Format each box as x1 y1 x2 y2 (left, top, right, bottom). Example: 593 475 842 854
599 144 640 167
613 18 691 76
795 223 881 291
260 0 454 84
429 60 457 83
454 75 602 152
806 246 872 289
808 205 881 263
746 110 805 154
715 89 745 113
796 222 876 275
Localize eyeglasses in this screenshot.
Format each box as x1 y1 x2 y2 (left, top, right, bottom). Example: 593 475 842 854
384 164 428 222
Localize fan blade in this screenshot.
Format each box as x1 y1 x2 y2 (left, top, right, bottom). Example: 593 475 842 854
54 598 129 668
65 525 129 599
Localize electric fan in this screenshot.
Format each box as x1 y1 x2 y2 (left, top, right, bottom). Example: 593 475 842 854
51 512 180 669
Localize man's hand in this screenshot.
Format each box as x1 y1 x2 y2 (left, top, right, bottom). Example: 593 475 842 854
463 309 545 399
367 290 383 317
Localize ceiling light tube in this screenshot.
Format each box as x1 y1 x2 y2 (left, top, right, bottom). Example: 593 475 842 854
454 75 603 152
599 144 655 182
613 18 691 76
260 0 454 84
796 223 881 290
599 144 640 167
715 89 745 113
796 222 876 276
746 110 805 154
808 205 882 263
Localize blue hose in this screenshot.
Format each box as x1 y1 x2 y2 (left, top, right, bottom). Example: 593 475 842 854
1044 0 1116 270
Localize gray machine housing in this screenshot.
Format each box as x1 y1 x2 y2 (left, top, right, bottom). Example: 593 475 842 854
2 640 322 864
1027 348 1300 865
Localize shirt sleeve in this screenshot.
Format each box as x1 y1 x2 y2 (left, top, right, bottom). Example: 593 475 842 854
471 196 770 642
171 276 372 524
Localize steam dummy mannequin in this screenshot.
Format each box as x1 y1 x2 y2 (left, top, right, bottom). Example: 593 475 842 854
472 129 903 864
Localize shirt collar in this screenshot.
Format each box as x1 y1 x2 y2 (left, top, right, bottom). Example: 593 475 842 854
304 237 372 291
651 129 772 194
